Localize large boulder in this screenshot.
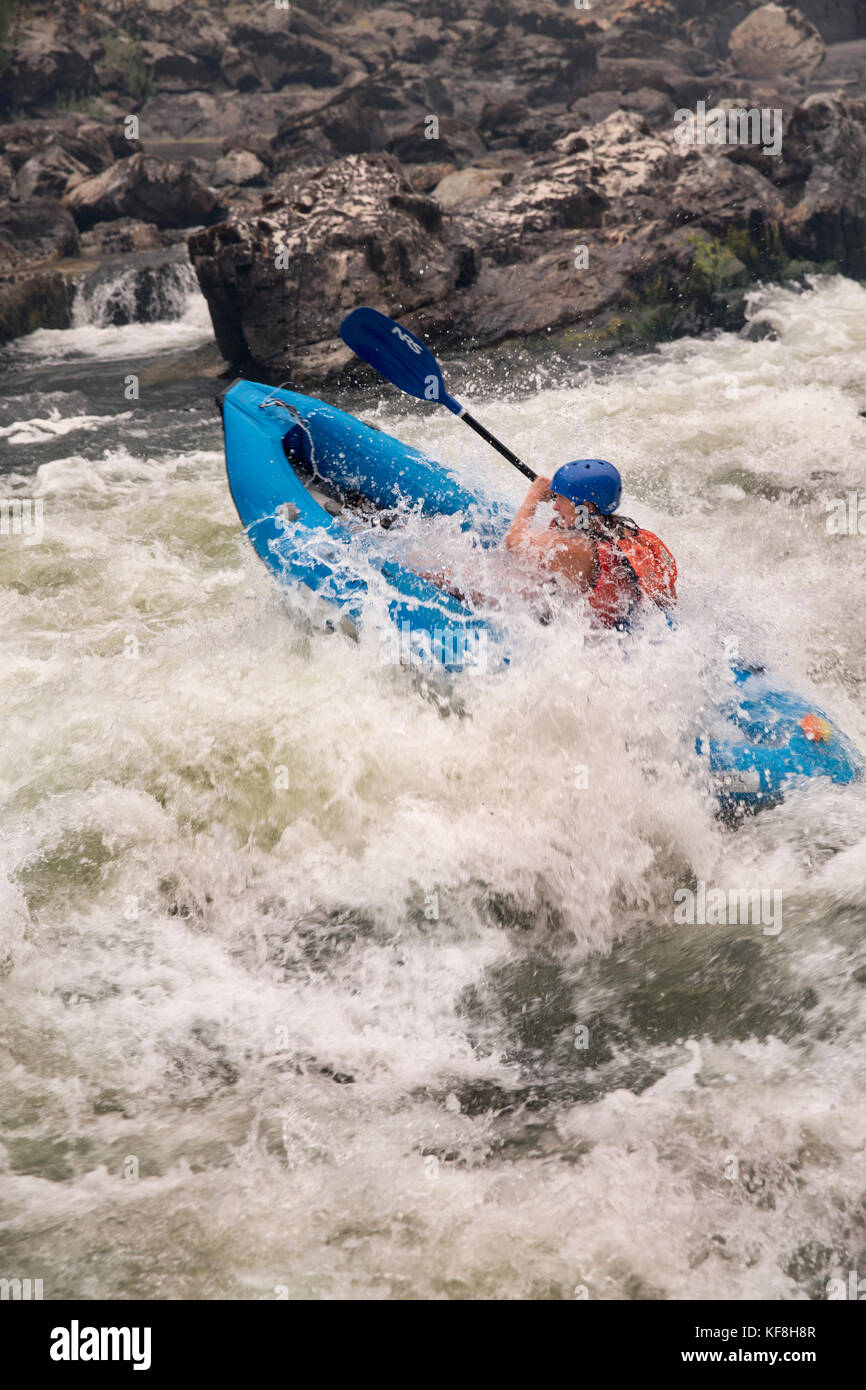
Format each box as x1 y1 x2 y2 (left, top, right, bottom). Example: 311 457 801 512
780 94 866 272
0 271 75 344
188 93 866 382
63 154 217 231
728 5 825 82
0 198 80 271
188 153 461 372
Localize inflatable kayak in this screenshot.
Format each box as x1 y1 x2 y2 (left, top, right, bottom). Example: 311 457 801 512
217 378 863 811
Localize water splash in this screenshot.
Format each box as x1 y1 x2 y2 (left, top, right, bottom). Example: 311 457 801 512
1 277 866 1300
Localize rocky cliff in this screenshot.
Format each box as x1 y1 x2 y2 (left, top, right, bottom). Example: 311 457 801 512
1 0 865 377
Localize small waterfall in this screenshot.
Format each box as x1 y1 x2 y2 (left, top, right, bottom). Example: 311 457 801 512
74 249 200 328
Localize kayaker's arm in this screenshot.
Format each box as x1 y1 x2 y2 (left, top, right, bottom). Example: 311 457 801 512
505 475 553 550
505 474 599 591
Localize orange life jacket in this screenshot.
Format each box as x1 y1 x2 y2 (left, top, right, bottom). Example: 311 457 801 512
589 525 677 628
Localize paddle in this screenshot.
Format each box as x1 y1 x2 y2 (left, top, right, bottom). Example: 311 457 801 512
340 306 537 482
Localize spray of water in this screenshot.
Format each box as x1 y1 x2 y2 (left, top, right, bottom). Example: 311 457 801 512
1 277 866 1299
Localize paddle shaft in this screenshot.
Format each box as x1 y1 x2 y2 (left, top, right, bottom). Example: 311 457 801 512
459 409 536 482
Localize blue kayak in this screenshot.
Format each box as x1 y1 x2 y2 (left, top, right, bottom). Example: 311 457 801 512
217 378 863 811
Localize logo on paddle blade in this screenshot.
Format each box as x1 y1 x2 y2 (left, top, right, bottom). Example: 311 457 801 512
391 326 423 355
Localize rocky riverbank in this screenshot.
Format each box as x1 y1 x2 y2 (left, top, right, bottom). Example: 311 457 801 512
1 0 865 381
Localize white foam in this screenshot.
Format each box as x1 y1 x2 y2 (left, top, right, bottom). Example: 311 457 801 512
0 410 135 446
2 276 866 1299
11 286 214 363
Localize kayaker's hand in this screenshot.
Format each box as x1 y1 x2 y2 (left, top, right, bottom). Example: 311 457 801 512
528 475 552 502
506 475 553 549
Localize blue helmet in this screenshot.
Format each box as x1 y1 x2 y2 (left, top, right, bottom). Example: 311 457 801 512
550 459 621 515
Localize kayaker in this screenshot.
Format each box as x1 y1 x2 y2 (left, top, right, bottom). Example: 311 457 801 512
505 460 677 628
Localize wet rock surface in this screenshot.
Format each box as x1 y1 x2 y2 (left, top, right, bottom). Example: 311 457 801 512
188 94 866 382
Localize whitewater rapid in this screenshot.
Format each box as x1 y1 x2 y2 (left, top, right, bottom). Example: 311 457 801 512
1 273 865 1299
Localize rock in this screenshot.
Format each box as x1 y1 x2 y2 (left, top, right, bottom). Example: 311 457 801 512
213 150 268 188
0 198 80 271
140 90 298 146
433 167 507 209
220 48 261 93
188 153 463 374
781 94 866 271
571 85 675 129
478 97 574 152
63 153 217 231
729 5 825 82
388 117 487 166
14 144 90 201
79 219 165 256
137 42 215 93
138 92 227 142
409 162 457 193
189 93 866 381
272 89 388 170
317 92 388 156
360 65 455 125
479 99 532 146
222 132 274 165
0 118 120 177
166 11 231 68
603 0 682 47
0 271 75 344
0 18 97 110
623 86 677 125
228 9 365 89
465 20 597 107
105 123 143 162
593 55 710 108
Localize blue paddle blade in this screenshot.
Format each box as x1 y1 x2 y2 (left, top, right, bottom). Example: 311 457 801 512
340 306 463 415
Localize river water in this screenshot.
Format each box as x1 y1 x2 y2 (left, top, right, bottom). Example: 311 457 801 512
1 266 865 1300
